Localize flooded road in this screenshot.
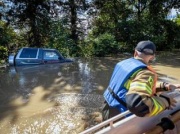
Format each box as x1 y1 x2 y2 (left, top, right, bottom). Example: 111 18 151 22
0 54 180 134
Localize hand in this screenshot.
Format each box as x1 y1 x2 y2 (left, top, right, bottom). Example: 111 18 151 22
174 88 180 92
159 93 177 110
168 97 177 110
165 83 180 90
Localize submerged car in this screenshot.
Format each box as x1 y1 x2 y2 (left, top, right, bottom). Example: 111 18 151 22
8 47 73 66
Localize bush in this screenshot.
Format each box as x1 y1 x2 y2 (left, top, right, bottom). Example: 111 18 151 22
0 46 8 63
91 33 121 56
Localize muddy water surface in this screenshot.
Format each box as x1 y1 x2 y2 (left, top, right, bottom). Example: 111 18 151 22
0 54 180 134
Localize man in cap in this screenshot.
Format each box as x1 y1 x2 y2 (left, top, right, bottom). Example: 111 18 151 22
102 40 180 120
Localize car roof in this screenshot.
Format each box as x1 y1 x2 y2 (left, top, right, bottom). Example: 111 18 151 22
22 47 56 51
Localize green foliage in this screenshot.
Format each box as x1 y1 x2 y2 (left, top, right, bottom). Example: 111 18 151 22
89 33 121 56
79 43 94 57
0 21 15 46
1 0 180 59
90 0 180 53
79 37 95 57
0 46 8 63
175 15 180 25
6 0 51 47
171 16 180 48
0 21 18 60
46 20 75 57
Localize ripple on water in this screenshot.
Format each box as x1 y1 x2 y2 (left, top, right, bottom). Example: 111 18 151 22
5 93 104 134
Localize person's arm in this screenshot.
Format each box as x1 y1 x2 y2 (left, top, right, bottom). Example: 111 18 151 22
156 82 180 92
125 69 175 117
163 83 180 90
156 82 169 92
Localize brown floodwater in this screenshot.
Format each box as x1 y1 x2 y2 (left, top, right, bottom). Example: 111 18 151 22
0 53 180 134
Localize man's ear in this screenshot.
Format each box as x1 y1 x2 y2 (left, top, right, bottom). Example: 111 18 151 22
134 50 138 57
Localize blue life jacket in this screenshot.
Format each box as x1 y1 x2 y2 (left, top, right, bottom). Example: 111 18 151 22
103 58 147 113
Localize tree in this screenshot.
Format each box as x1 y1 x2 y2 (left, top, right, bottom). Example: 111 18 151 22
47 20 75 57
0 21 17 60
5 0 51 47
53 0 90 55
89 0 180 54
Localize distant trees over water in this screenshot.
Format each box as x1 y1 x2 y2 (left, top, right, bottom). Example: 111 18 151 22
0 0 180 61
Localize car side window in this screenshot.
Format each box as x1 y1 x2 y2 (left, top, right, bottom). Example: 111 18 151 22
43 51 59 60
19 48 38 58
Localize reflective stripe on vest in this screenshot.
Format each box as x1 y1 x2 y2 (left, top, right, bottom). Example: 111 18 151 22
149 97 164 116
103 58 147 113
147 66 157 95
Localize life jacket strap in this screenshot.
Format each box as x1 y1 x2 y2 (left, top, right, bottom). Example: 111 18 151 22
108 87 127 108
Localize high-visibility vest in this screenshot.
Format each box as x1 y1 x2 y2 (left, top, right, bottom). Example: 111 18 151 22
103 58 147 112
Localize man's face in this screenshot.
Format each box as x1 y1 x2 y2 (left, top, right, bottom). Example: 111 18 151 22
149 54 156 63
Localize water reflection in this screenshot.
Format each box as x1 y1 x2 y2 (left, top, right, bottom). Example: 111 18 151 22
0 56 180 133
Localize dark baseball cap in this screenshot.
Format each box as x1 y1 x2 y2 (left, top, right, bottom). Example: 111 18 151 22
135 41 156 55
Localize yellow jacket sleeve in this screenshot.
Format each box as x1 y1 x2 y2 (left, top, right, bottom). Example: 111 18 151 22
126 68 169 117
